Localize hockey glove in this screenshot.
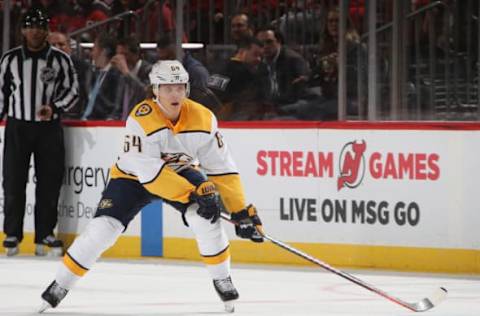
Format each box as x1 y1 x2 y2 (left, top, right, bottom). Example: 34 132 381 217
189 181 221 223
231 205 264 243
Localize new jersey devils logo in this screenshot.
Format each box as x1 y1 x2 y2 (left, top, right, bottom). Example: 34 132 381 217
337 140 366 190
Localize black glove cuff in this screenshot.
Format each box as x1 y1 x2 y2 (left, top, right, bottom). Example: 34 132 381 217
231 205 262 225
231 209 249 221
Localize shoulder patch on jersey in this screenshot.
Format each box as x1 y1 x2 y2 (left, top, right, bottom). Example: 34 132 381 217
130 99 168 136
135 103 152 117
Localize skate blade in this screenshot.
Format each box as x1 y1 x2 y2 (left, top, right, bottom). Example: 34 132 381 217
5 247 19 257
224 301 235 313
37 301 52 313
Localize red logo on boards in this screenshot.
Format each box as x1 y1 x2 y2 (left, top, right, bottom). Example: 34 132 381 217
337 140 366 190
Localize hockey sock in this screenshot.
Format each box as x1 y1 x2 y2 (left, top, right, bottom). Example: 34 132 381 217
55 216 124 289
184 205 231 280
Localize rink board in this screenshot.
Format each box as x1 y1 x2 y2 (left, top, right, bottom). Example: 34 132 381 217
0 121 479 273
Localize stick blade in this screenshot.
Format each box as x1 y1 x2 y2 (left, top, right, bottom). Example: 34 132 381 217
430 287 448 306
410 287 448 312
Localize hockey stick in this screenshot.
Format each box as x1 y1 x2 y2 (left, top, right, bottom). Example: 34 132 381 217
220 212 447 312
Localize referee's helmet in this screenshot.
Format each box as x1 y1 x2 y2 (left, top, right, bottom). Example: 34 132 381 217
22 9 50 30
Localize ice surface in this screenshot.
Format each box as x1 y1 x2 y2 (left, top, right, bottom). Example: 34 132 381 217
0 256 478 316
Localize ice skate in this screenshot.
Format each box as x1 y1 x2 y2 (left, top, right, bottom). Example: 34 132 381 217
38 281 68 313
213 276 239 313
3 236 19 256
35 235 64 257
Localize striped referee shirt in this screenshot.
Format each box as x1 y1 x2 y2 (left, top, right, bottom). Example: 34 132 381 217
0 43 79 122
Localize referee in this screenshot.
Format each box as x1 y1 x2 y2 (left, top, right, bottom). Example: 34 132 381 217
0 9 79 256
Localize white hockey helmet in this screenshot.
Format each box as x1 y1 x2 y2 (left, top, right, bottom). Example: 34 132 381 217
149 60 190 96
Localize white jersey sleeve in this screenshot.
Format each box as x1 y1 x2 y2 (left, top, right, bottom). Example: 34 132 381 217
197 115 238 174
197 115 247 212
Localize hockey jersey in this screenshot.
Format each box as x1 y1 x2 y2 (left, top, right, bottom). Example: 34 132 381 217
110 98 246 213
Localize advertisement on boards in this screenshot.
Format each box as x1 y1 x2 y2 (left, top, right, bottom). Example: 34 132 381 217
217 128 480 250
1 124 479 259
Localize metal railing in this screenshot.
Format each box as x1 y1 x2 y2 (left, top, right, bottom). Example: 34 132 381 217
69 10 138 38
3 0 480 121
356 0 449 120
360 1 447 41
68 10 140 57
352 0 480 121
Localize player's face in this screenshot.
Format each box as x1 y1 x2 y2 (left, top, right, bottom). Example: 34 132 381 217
156 84 187 109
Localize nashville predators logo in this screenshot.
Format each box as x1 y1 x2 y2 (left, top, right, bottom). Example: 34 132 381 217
135 104 152 117
98 199 113 209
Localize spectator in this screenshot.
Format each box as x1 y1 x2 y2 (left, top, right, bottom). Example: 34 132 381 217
204 12 255 72
82 33 123 120
0 9 78 256
188 1 273 43
208 36 271 120
156 35 209 90
312 7 343 101
230 12 254 44
112 36 152 120
256 27 310 107
306 7 366 120
48 31 93 118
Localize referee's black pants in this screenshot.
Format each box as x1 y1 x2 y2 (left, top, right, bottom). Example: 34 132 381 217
2 117 65 244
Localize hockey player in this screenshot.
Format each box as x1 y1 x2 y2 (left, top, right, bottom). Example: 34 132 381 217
39 60 263 313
